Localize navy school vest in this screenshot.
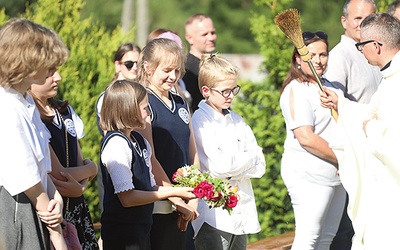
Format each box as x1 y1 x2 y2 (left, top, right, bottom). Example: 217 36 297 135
100 130 154 241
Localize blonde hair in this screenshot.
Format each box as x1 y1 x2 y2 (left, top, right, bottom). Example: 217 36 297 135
100 80 147 131
0 18 69 88
137 38 186 86
199 53 239 90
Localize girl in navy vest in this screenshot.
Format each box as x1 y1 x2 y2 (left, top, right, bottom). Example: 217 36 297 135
29 71 99 249
136 38 200 250
98 80 196 250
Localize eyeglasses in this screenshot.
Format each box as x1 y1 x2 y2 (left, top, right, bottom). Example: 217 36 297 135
210 85 241 98
121 60 138 70
355 40 383 52
302 31 328 41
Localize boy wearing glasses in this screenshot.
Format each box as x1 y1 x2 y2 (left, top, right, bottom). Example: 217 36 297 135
191 54 265 250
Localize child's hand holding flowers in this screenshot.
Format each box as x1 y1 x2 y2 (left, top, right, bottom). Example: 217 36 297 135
172 165 239 214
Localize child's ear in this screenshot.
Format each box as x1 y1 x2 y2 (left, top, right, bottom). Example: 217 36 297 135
201 86 210 98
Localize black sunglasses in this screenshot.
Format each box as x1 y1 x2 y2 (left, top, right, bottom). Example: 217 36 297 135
355 40 383 52
121 60 138 70
302 31 328 41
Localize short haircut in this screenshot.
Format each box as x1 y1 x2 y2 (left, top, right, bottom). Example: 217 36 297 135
343 0 376 17
361 12 400 50
137 38 186 85
0 18 69 88
100 80 148 131
185 13 211 32
198 53 239 90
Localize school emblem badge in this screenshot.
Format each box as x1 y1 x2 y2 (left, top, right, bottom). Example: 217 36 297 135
178 108 190 124
64 118 77 137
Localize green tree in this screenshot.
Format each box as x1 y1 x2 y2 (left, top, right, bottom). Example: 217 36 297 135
292 0 344 48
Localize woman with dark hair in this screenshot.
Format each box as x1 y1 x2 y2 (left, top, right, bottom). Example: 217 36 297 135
280 32 346 250
112 43 141 81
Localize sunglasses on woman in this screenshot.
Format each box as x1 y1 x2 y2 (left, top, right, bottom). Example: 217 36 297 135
121 60 138 70
302 31 328 41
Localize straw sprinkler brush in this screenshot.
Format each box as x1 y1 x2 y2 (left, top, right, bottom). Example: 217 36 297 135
274 8 338 120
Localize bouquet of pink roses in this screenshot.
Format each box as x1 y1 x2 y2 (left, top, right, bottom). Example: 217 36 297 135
172 165 239 214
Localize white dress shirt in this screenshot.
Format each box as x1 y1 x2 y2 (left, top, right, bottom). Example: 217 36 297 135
325 35 382 104
191 100 266 236
0 87 51 196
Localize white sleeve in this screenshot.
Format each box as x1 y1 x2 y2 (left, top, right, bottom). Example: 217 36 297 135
101 136 134 193
325 50 349 93
230 121 266 180
193 112 265 179
280 83 315 130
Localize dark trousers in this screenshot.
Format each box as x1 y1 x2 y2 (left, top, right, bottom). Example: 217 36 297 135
150 212 186 250
103 237 150 250
330 194 354 250
186 222 195 250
